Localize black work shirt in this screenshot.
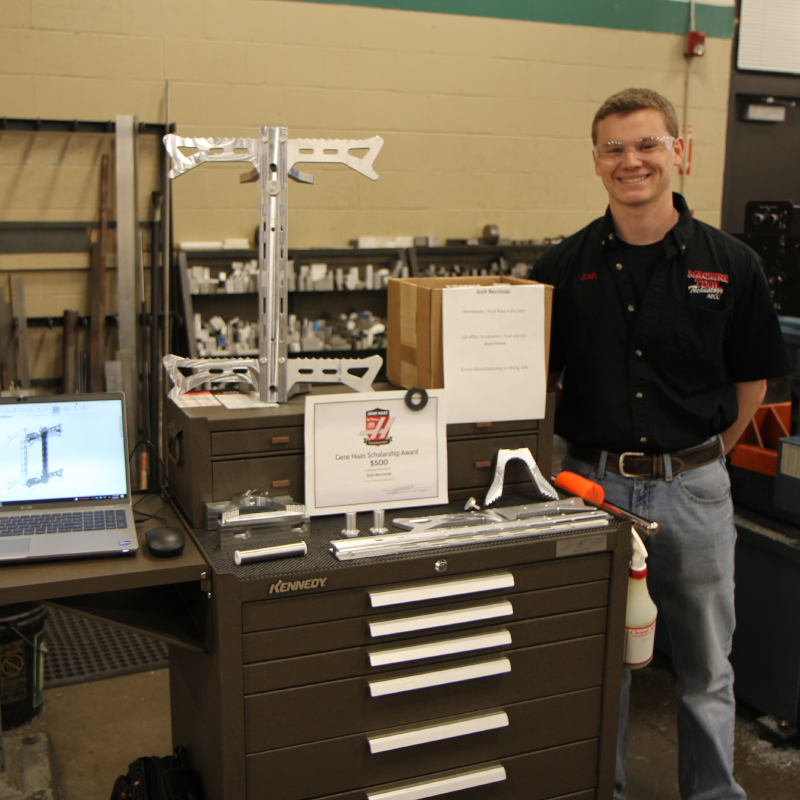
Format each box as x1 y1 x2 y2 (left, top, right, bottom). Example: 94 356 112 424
532 193 790 454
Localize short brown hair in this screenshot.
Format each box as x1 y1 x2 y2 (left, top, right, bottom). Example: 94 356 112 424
591 88 679 143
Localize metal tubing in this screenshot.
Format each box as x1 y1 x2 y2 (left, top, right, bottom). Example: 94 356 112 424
149 191 161 487
62 309 79 393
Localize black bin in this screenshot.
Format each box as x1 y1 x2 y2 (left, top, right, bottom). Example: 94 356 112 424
0 602 48 730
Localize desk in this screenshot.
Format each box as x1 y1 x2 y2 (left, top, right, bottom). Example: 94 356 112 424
0 499 210 652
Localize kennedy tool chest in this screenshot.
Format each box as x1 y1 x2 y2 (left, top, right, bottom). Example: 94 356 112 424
164 386 555 528
167 498 629 800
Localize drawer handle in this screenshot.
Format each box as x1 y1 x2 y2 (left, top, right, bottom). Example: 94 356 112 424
271 435 291 444
369 629 512 667
474 460 492 469
367 764 506 800
369 572 514 608
272 479 291 488
368 601 513 638
475 422 493 428
368 710 509 754
368 657 510 698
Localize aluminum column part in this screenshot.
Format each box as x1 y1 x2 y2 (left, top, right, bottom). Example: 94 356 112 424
115 114 139 452
258 127 290 403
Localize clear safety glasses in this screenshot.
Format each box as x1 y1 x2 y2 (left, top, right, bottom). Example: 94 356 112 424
594 136 677 164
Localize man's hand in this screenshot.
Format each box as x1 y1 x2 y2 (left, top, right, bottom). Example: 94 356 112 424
547 372 564 407
720 379 767 455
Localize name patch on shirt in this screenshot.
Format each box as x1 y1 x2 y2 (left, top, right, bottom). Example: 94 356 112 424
687 270 728 300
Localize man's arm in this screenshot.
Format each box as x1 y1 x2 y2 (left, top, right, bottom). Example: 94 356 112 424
720 379 767 455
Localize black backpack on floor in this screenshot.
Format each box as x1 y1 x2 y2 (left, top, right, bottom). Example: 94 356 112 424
110 747 203 800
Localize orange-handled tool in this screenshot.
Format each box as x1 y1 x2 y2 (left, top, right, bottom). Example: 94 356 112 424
554 471 659 536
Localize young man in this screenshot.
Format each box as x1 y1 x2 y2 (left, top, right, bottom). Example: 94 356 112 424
533 88 789 800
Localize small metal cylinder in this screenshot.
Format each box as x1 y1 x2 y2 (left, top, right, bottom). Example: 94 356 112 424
342 510 359 538
234 541 307 565
370 509 388 535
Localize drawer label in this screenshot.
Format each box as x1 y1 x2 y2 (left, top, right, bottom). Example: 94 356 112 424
556 534 607 557
269 577 327 594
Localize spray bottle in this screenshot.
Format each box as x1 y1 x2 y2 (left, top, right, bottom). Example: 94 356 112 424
624 529 658 669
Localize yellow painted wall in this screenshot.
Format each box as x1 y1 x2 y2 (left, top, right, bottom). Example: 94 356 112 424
0 0 732 381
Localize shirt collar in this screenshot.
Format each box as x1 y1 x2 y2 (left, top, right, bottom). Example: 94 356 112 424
597 192 694 257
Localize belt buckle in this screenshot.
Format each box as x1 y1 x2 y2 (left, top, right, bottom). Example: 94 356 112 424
618 451 645 478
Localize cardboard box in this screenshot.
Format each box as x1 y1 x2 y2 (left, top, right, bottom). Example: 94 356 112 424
387 276 552 389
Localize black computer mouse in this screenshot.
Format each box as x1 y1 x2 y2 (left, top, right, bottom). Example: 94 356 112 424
145 526 186 558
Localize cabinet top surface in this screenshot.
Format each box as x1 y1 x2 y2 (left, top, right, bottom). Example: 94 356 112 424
195 494 623 594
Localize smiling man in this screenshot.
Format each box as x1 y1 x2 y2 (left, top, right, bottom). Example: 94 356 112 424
533 89 789 800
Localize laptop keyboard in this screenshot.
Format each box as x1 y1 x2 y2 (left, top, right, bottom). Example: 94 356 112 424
0 510 128 536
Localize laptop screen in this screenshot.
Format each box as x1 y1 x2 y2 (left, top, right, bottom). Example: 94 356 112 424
0 396 129 507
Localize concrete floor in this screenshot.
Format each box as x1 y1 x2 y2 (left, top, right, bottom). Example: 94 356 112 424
4 652 797 800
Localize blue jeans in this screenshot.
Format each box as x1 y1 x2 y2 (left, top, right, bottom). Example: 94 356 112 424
562 442 745 800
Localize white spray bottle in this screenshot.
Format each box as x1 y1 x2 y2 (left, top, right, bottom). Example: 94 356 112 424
624 529 658 669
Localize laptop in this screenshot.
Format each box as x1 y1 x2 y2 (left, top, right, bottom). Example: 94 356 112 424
0 393 138 562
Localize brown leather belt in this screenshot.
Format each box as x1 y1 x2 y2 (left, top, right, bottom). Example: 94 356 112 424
568 439 723 479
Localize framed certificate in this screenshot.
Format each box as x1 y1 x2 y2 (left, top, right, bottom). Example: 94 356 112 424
304 390 448 516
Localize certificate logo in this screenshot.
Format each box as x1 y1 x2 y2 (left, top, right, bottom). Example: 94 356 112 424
362 408 393 446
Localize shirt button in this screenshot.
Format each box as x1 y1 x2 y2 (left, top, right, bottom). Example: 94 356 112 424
636 392 643 398
635 349 643 357
681 244 686 251
609 233 615 240
640 436 648 443
616 263 623 270
627 304 635 312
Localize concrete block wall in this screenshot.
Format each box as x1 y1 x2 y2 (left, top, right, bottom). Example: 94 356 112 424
0 0 733 384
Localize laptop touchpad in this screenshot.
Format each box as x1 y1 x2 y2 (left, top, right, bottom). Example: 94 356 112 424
0 539 31 555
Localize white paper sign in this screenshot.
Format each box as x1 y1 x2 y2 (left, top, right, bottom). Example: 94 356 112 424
441 284 546 424
304 390 448 516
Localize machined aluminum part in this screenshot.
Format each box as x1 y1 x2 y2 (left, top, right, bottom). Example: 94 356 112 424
287 136 383 180
163 136 259 179
163 354 260 399
163 127 384 403
330 509 612 560
392 499 590 532
163 353 382 398
484 448 558 507
285 354 381 393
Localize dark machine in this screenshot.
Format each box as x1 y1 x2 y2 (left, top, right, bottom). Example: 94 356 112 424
728 201 800 738
736 200 800 317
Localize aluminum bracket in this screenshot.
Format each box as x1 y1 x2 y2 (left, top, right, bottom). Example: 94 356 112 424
484 448 558 506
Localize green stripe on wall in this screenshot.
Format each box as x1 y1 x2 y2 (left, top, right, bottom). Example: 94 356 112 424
290 1 735 39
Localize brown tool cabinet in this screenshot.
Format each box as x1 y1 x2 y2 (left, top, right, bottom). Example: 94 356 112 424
164 389 554 528
168 510 629 800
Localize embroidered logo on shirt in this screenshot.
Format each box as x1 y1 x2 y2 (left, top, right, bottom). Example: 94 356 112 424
687 270 728 299
580 272 598 281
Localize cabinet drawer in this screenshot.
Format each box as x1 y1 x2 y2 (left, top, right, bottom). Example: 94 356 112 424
267 741 598 800
243 581 608 663
242 555 611 633
211 426 303 456
212 453 303 501
448 434 538 490
246 689 601 800
244 635 605 752
244 607 607 692
447 419 540 438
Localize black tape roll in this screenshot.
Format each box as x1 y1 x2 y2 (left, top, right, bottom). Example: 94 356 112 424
404 387 428 411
